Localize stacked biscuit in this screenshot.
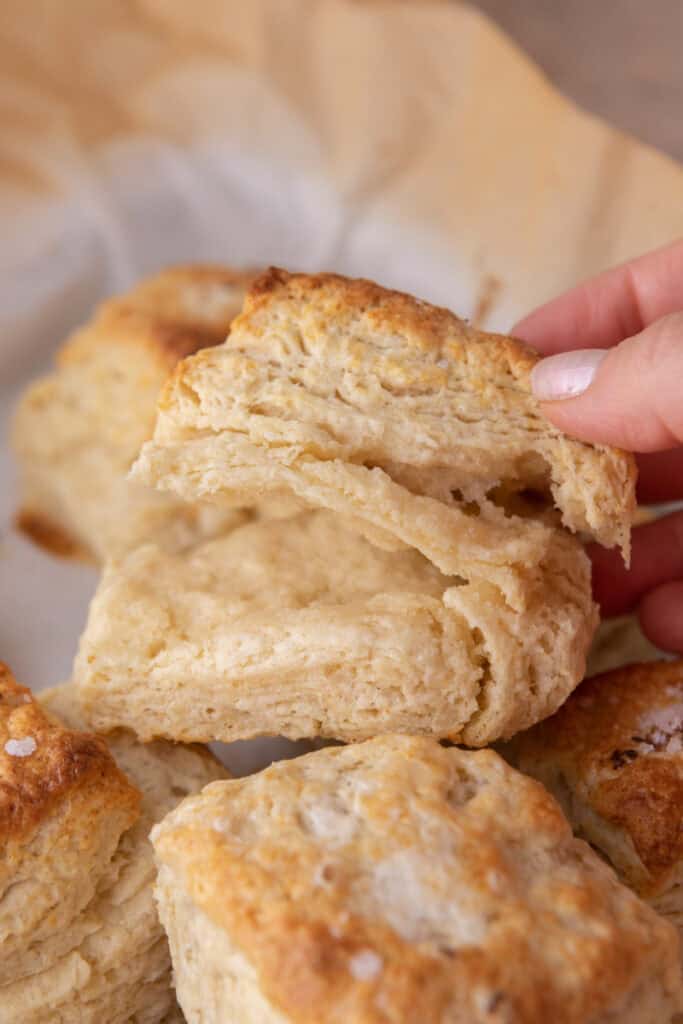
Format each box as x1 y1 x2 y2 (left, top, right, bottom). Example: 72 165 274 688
11 265 683 1022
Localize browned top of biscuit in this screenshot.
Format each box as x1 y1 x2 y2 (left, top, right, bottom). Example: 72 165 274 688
60 264 257 372
0 663 140 847
246 266 539 379
145 267 635 558
153 735 679 1023
508 660 683 895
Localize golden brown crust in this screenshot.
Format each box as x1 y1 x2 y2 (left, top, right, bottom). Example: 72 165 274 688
507 660 683 896
0 663 140 849
61 264 257 373
15 508 94 561
13 263 256 563
153 736 682 1023
245 266 539 378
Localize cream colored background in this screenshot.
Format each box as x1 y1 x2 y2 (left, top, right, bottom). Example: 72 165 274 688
0 0 681 769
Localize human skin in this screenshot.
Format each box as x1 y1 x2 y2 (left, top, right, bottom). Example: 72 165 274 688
514 239 683 653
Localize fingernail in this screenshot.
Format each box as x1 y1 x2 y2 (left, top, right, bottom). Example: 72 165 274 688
530 349 607 401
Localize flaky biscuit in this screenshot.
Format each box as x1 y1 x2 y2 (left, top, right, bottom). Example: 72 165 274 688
74 510 595 746
12 264 254 562
505 661 683 939
132 268 635 586
0 664 140 985
152 735 682 1024
0 682 225 1022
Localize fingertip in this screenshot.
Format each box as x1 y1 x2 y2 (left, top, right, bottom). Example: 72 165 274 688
638 581 683 654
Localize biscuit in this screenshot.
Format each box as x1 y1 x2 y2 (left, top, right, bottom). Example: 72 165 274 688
74 509 595 746
12 264 255 562
132 269 636 589
505 661 683 945
152 735 683 1024
0 663 140 986
0 680 226 1022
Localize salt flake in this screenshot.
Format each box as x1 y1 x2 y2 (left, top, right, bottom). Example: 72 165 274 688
5 737 37 758
349 950 383 981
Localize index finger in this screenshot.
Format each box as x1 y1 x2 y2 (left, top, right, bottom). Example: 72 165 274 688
513 237 683 354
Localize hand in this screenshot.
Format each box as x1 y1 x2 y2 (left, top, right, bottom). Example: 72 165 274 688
513 238 683 654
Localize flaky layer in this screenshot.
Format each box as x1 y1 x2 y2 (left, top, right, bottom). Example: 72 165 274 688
0 665 140 980
133 268 635 572
74 511 596 747
0 683 226 1021
12 264 254 562
153 736 682 1024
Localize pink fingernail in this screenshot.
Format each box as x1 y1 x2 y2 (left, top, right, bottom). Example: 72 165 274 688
530 349 607 401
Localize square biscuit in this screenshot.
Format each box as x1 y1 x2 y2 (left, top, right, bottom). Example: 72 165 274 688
74 509 596 747
12 264 255 562
152 735 683 1024
0 664 140 985
133 268 636 593
0 681 228 1022
505 660 683 946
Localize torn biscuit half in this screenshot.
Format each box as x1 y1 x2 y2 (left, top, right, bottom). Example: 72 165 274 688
75 509 595 747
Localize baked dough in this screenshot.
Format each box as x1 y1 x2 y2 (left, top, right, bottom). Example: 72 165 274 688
152 734 683 1023
505 660 683 958
74 509 595 746
132 268 636 590
0 678 225 1022
0 663 139 985
12 264 254 562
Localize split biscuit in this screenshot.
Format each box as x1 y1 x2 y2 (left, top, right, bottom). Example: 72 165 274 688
74 509 595 746
152 734 683 1023
132 268 636 602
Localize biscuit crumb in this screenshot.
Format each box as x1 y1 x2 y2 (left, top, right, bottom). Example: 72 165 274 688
349 949 383 981
4 736 37 757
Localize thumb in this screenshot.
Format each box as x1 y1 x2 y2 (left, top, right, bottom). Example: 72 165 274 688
529 311 683 452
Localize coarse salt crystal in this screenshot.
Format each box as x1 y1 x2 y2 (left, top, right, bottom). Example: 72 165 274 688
5 737 37 758
349 950 383 981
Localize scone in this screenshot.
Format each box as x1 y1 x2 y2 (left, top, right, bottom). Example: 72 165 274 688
12 264 255 562
119 270 635 744
151 735 683 1024
505 660 683 954
74 510 595 746
0 675 226 1022
0 663 139 987
132 268 635 581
